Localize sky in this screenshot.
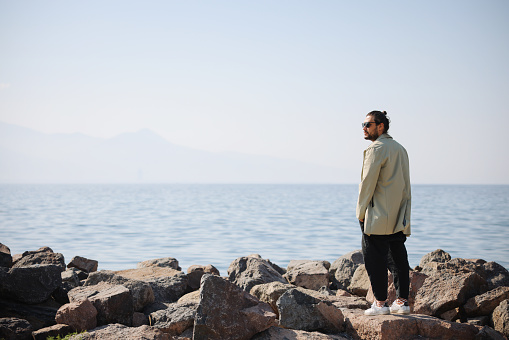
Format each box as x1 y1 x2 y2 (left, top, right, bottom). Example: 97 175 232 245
1 0 508 184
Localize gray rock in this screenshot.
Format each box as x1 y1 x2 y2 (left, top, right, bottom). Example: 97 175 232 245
0 298 60 331
250 281 296 317
276 287 345 333
483 262 509 290
0 317 33 340
347 264 370 296
84 270 154 311
0 243 12 268
149 274 189 304
67 256 98 273
284 260 330 291
227 256 288 292
492 299 509 338
69 324 169 340
68 283 133 326
329 250 364 291
419 249 452 268
0 264 62 304
150 301 198 336
474 325 506 340
137 257 181 270
193 274 277 340
12 247 65 270
32 324 72 340
186 264 220 291
252 326 350 339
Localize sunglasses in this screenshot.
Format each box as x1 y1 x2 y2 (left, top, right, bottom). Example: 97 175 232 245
362 122 378 128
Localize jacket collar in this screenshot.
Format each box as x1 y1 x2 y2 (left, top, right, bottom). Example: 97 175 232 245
376 133 392 141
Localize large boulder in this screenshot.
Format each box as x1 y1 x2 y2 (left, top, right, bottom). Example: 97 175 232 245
419 249 452 268
137 257 181 270
366 270 427 308
329 250 364 290
12 247 65 270
414 271 487 317
228 256 288 292
284 260 330 291
0 298 60 330
32 324 72 340
193 274 277 340
67 256 98 273
252 326 350 339
347 264 370 296
68 283 133 326
149 301 198 336
421 257 486 278
276 287 345 333
84 270 154 311
492 299 509 338
483 261 509 290
0 243 12 268
342 308 479 340
463 286 509 317
68 324 169 340
186 264 220 290
250 281 296 317
0 264 62 304
55 298 97 332
0 317 33 340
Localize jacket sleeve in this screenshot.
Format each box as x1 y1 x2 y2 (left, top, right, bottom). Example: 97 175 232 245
356 146 383 221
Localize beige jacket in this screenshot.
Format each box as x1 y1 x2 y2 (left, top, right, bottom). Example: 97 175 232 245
356 133 411 236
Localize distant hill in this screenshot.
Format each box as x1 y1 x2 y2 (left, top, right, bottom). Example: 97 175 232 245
0 122 351 183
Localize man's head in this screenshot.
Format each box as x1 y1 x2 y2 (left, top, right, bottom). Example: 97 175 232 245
362 110 390 141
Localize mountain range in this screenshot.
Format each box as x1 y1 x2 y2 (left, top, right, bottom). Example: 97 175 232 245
0 121 353 184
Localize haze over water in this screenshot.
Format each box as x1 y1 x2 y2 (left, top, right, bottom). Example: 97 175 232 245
1 184 507 275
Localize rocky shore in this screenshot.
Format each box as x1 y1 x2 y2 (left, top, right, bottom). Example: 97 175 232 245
1 243 508 340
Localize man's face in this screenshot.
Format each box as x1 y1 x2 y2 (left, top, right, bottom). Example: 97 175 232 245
363 116 381 141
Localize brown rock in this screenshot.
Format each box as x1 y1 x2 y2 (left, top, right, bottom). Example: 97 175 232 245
440 307 460 322
250 281 296 317
348 264 370 296
32 324 72 340
12 247 65 270
0 243 12 268
186 264 220 290
227 256 288 292
330 296 371 310
137 257 181 270
342 308 479 340
133 311 148 327
115 266 183 280
336 289 352 297
492 299 509 338
366 270 427 308
483 261 509 290
276 287 345 333
414 271 487 316
284 260 330 291
55 298 97 331
0 298 60 330
419 249 452 268
329 250 364 291
193 274 277 340
474 325 506 340
252 326 350 339
0 317 33 340
421 257 487 278
177 290 200 304
68 283 133 326
150 301 197 336
67 256 98 273
69 324 170 340
464 286 509 317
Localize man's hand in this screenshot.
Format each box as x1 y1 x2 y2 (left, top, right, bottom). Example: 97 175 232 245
359 219 364 222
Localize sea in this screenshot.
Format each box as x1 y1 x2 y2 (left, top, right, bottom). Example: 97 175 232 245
1 184 508 275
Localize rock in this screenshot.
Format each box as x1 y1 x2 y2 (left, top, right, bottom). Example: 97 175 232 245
84 270 154 311
62 268 81 287
276 287 345 333
419 249 452 268
464 286 509 317
250 281 296 317
330 296 371 310
366 270 427 308
133 311 148 327
440 307 460 322
252 326 350 339
467 316 490 326
329 249 364 290
421 257 487 278
193 274 277 340
348 264 370 296
186 264 220 290
68 283 133 326
32 324 72 340
483 262 509 290
0 243 12 268
0 317 33 340
342 308 479 340
67 256 98 273
69 324 170 340
137 257 181 270
284 260 330 291
492 299 509 338
150 301 198 336
336 289 352 297
55 298 97 331
474 325 506 340
414 271 487 317
227 256 288 292
0 264 63 304
177 290 201 304
0 298 60 330
12 247 66 270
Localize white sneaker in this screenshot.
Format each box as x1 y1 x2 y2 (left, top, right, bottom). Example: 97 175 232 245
364 301 390 316
390 300 411 314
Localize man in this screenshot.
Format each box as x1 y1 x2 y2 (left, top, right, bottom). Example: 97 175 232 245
356 110 411 316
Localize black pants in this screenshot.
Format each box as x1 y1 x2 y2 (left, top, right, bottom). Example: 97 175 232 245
361 222 410 301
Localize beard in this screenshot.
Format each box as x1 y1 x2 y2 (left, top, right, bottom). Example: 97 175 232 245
364 129 380 141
